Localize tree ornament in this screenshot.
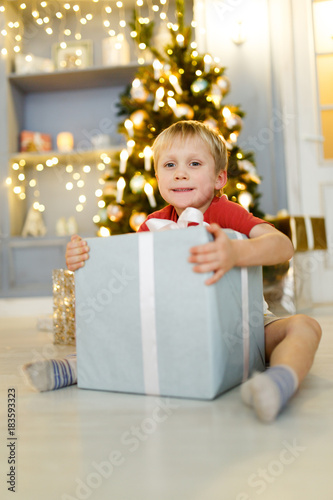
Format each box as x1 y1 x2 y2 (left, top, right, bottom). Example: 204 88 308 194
102 180 117 197
176 104 194 119
191 78 209 94
106 203 124 222
239 159 261 184
224 113 243 131
130 78 149 102
129 211 147 231
130 109 149 129
130 173 146 194
203 117 219 130
153 23 173 54
97 207 108 224
209 84 223 108
216 75 231 95
238 160 256 174
238 191 253 210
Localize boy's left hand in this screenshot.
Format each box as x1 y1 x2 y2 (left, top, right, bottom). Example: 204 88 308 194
188 223 237 285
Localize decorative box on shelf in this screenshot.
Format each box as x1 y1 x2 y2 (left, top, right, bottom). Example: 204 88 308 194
102 35 130 67
20 130 52 153
263 214 327 314
75 226 265 400
15 53 54 75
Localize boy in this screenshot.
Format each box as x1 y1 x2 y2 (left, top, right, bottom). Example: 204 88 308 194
33 121 322 423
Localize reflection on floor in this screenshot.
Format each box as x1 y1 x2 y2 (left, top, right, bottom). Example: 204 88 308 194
0 299 332 500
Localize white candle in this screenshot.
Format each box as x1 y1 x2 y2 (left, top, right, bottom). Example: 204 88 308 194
153 86 165 111
204 54 212 73
169 74 183 95
127 139 135 156
176 34 184 47
119 149 129 174
144 146 153 171
222 106 231 119
116 176 126 203
57 132 74 152
167 97 177 113
153 59 163 80
144 182 156 207
124 119 134 137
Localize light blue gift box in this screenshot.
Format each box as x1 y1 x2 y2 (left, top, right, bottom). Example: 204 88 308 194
75 226 265 400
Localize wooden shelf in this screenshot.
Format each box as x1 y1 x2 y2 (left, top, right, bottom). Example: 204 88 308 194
10 146 122 166
8 63 144 93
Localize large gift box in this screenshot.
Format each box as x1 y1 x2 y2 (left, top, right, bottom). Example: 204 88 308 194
75 226 265 400
263 214 327 314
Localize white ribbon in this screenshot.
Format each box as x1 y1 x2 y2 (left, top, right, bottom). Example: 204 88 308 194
138 232 160 395
146 206 209 232
141 206 251 390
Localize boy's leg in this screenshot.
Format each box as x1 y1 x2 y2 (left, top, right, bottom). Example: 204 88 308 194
22 354 77 392
241 314 322 422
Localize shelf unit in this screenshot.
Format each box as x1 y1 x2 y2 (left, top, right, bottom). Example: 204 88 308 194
8 63 144 93
1 58 142 297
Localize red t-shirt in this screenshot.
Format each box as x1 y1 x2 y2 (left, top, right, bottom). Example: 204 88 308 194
138 196 267 236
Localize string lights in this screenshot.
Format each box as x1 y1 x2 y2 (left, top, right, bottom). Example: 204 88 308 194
0 1 173 58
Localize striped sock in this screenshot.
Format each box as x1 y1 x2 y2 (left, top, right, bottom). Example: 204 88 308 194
22 354 77 392
241 365 299 422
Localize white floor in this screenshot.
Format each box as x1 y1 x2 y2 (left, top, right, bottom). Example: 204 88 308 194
0 300 333 500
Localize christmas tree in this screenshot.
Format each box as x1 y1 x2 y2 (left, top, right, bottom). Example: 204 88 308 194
95 1 263 236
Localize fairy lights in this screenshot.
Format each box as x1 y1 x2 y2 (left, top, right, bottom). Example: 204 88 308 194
0 0 174 60
2 0 188 227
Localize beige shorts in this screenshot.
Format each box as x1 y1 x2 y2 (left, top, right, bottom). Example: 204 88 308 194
264 310 282 327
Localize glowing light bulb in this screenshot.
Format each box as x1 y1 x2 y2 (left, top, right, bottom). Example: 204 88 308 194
204 54 212 73
153 59 163 80
99 227 111 237
144 183 156 207
176 34 184 47
153 86 165 111
124 119 134 137
222 107 231 119
116 177 126 203
143 146 153 171
119 149 129 174
169 74 183 94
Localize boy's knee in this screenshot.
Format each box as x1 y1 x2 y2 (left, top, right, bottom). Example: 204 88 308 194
288 314 322 343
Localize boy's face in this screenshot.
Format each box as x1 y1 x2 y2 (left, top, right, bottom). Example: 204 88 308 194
155 135 227 216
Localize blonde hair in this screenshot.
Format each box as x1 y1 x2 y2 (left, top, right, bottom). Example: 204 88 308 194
152 120 228 174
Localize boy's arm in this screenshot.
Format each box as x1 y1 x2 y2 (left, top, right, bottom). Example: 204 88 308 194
189 223 294 285
65 234 90 271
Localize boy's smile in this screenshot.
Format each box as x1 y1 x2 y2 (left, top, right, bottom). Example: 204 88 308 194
155 135 227 216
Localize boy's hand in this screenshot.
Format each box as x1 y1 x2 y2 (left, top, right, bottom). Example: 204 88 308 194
188 224 237 285
65 234 90 271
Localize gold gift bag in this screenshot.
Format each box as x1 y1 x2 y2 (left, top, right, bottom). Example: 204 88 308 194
52 269 76 345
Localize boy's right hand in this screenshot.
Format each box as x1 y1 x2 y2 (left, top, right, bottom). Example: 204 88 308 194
65 234 90 271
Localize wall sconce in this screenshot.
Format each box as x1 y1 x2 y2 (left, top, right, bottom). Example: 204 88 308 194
231 20 246 45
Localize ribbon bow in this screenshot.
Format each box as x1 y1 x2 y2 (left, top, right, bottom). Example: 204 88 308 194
146 207 209 232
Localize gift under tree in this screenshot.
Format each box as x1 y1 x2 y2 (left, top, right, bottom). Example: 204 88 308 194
95 0 263 236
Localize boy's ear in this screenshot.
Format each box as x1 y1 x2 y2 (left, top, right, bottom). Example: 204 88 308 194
215 170 227 190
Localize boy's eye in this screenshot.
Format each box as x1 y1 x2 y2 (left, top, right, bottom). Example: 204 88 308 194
190 161 201 167
164 162 175 168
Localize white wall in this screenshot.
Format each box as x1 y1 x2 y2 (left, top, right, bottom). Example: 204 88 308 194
194 0 288 215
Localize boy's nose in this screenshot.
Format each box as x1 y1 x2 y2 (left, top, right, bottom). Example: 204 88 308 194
174 168 188 180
